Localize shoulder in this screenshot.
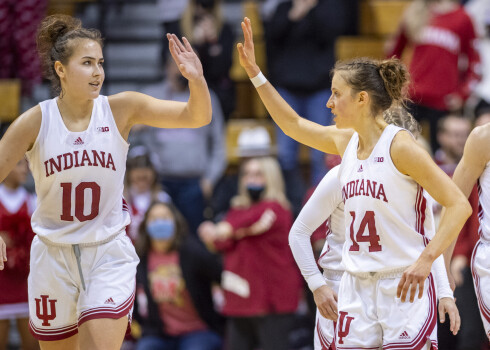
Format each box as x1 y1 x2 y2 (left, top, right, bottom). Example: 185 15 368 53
390 129 430 175
465 124 490 163
16 105 43 147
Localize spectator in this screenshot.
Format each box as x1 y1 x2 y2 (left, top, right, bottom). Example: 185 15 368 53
434 114 472 175
181 0 235 120
134 201 224 350
139 59 227 234
199 156 302 350
386 0 480 152
124 151 171 241
0 159 38 350
265 0 356 213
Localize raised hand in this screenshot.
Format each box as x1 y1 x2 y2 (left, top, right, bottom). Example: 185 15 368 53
237 17 260 78
167 33 204 83
439 297 461 335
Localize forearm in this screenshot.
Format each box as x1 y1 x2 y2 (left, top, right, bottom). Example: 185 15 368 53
185 77 212 128
432 254 453 299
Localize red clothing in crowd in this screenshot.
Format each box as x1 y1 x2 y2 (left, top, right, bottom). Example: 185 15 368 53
0 185 35 305
214 200 302 317
388 5 480 111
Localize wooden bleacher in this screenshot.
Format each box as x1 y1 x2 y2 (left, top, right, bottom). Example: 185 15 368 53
0 79 21 123
47 0 95 17
335 0 411 61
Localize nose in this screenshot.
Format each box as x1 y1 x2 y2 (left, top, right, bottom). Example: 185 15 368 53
93 64 103 76
326 95 334 109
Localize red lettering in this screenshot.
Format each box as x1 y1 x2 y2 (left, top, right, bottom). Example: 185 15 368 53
35 295 57 326
376 184 388 202
337 311 354 345
106 153 116 171
91 150 106 167
63 153 73 170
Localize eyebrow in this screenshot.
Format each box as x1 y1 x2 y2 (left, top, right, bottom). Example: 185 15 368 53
81 56 104 60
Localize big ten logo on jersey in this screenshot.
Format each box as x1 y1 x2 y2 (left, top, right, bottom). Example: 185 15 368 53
337 311 354 345
97 126 109 132
35 295 57 326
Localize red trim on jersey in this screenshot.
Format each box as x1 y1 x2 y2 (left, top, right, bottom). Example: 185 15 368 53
29 320 78 341
317 319 332 349
415 186 427 241
471 241 490 324
383 275 437 350
77 290 135 326
477 181 484 239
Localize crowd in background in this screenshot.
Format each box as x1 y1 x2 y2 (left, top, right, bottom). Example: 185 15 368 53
1 0 490 349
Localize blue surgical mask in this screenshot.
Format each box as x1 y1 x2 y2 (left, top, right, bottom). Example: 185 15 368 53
146 219 175 240
246 184 265 202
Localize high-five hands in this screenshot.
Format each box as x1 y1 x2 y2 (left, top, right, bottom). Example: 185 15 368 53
167 33 204 82
237 17 260 78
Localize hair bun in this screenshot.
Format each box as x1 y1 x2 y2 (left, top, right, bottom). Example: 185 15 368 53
378 58 409 103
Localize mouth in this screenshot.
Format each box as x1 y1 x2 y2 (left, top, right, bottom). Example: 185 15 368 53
89 82 101 88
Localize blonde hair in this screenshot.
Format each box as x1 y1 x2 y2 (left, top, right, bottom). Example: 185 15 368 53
232 157 290 209
180 0 224 42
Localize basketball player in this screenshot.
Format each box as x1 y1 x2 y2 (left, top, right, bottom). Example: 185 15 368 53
290 111 460 349
0 14 211 350
450 121 490 341
237 17 470 348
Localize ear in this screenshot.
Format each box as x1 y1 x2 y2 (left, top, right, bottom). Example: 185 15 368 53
54 61 65 79
358 91 370 106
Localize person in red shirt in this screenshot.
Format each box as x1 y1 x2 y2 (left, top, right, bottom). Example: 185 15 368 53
199 156 302 350
386 0 480 152
0 159 38 350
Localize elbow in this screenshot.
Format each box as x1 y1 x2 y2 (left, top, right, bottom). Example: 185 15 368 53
461 199 473 221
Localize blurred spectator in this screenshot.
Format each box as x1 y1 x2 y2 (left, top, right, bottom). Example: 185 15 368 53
265 0 356 213
181 0 235 120
199 157 302 350
0 159 38 350
139 59 227 235
386 0 480 153
434 114 472 175
0 0 47 97
134 201 224 350
157 0 188 51
124 150 171 241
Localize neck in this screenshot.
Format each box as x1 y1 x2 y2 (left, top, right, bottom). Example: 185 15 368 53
2 180 19 190
57 93 94 122
355 114 388 157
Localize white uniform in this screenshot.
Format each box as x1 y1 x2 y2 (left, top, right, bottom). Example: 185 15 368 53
335 125 437 349
471 160 490 340
25 96 139 341
290 164 451 350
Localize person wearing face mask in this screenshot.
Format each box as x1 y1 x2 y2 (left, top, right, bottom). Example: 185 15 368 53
133 202 224 350
198 157 302 350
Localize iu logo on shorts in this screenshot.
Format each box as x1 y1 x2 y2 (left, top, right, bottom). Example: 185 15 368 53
337 311 354 344
35 295 57 326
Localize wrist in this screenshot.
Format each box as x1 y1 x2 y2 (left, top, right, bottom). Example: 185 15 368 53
250 71 268 88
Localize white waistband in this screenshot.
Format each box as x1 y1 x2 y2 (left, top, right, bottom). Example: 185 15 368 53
346 266 409 280
36 230 125 248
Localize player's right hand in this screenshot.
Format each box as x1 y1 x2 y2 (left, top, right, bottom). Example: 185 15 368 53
439 297 461 335
313 285 338 321
0 236 7 270
237 17 261 78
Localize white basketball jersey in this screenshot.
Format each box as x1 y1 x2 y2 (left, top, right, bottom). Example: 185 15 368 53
317 167 345 272
478 161 490 241
338 124 434 273
25 96 131 245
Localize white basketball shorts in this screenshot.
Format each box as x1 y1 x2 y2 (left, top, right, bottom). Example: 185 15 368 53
314 270 342 350
471 239 490 341
334 269 438 349
28 233 139 341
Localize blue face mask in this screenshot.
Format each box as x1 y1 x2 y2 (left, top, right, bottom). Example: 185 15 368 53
246 184 265 202
146 219 175 240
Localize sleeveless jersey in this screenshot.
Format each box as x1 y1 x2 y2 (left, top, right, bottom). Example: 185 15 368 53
25 96 131 245
338 124 434 273
478 160 490 241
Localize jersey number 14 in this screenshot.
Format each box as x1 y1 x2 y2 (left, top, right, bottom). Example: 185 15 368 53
349 211 382 252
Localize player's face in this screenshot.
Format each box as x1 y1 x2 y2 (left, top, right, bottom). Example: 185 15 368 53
327 73 358 129
242 159 266 187
61 39 104 100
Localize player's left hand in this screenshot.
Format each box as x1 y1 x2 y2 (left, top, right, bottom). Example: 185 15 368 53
439 297 460 335
397 255 432 302
167 33 204 83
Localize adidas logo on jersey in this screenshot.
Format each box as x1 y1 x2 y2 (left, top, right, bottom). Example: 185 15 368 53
358 165 363 172
398 331 410 339
73 137 84 145
104 297 116 305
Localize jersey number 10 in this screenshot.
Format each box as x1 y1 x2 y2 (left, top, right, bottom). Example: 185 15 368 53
349 211 382 252
60 182 101 222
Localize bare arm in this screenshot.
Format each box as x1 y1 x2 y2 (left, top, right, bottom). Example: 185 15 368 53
444 125 489 264
0 106 41 269
237 17 352 156
110 34 212 139
391 132 472 302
